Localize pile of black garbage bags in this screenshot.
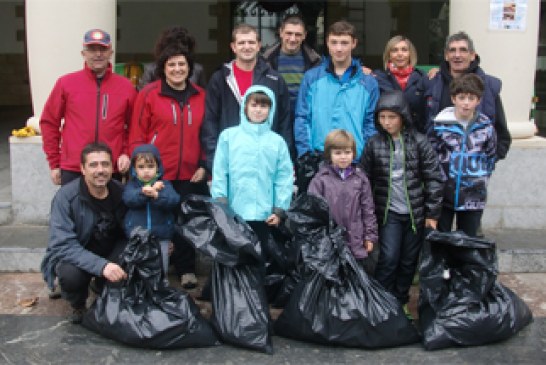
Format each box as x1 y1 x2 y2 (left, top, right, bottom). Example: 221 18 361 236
82 193 532 353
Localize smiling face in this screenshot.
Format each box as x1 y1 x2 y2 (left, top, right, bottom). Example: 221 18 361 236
280 23 306 55
330 148 354 169
81 151 112 190
245 99 271 124
81 44 113 77
164 54 189 90
445 40 476 76
389 40 411 69
231 31 261 66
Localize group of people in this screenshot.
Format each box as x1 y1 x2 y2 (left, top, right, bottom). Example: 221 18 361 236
40 16 510 325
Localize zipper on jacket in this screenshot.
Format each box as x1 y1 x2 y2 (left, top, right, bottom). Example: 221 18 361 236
176 101 184 177
150 131 158 145
454 127 467 210
171 102 177 125
399 134 417 232
94 79 102 142
187 103 192 125
102 94 109 120
383 137 394 225
146 201 151 231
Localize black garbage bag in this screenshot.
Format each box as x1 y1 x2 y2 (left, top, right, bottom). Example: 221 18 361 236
82 228 219 349
419 230 533 350
295 151 322 195
179 195 273 354
274 194 420 348
262 227 301 306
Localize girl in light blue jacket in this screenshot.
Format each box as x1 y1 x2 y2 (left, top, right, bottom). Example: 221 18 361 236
211 85 293 245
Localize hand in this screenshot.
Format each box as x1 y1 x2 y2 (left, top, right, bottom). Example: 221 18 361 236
117 154 130 174
425 218 438 230
361 66 373 76
427 67 439 80
152 181 164 191
190 167 206 183
265 214 280 226
142 185 159 199
102 262 127 282
50 168 61 185
168 241 174 256
364 240 374 252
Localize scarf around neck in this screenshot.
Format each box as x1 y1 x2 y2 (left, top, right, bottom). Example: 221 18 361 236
388 62 414 91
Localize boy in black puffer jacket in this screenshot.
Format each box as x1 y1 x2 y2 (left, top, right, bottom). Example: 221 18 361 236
361 90 443 317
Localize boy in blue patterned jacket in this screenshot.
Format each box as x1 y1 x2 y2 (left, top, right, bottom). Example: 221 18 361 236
430 73 497 237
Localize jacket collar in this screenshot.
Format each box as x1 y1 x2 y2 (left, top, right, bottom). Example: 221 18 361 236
83 62 112 82
159 78 198 100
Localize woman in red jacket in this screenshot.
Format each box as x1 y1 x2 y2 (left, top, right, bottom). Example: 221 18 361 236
128 43 207 289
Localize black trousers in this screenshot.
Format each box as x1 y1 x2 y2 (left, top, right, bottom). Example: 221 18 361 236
55 239 127 309
437 207 483 237
375 211 423 305
170 179 209 276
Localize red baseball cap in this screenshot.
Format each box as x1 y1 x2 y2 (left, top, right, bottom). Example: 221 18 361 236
83 29 111 48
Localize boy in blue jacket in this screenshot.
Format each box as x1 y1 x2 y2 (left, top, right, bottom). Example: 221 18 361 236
211 85 293 248
430 73 497 237
123 144 180 282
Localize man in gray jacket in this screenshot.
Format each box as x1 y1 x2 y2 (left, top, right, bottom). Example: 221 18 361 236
41 143 127 324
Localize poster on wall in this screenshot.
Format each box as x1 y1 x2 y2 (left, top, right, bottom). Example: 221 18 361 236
489 0 527 31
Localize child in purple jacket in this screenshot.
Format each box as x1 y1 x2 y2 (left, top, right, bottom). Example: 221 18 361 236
308 129 378 271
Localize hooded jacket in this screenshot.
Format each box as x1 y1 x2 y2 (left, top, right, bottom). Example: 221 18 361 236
40 63 137 173
431 107 496 211
362 90 444 230
211 85 293 221
374 67 427 133
308 164 378 259
294 57 379 159
128 79 206 181
201 58 293 172
423 56 510 160
41 178 126 289
122 144 180 239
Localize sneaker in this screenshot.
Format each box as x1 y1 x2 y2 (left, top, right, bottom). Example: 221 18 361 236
403 304 413 321
181 273 198 289
48 285 61 299
70 307 86 324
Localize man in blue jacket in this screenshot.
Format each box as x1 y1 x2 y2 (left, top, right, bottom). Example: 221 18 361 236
424 31 511 160
294 20 379 160
41 143 128 324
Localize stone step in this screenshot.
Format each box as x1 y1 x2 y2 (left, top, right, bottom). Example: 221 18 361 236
0 224 545 273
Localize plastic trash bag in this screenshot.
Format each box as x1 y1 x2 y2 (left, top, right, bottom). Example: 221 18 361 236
82 228 219 349
419 230 533 350
274 194 420 348
179 195 273 354
295 151 322 195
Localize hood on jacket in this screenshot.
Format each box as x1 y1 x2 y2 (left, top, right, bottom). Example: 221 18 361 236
129 144 164 181
374 90 413 133
239 85 276 134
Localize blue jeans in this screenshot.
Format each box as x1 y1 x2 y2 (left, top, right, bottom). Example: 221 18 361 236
375 211 422 304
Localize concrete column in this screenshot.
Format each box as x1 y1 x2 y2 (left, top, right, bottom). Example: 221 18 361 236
25 0 116 128
449 0 539 139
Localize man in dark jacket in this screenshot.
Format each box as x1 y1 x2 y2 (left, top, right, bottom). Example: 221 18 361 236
201 23 293 171
424 31 511 160
41 143 128 324
262 15 321 123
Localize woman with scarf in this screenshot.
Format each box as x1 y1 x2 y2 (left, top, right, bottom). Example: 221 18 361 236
373 36 427 134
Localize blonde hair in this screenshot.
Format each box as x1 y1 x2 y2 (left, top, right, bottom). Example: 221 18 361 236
323 129 356 161
382 35 418 69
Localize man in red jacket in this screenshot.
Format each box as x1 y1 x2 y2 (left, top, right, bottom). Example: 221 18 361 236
40 29 137 185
